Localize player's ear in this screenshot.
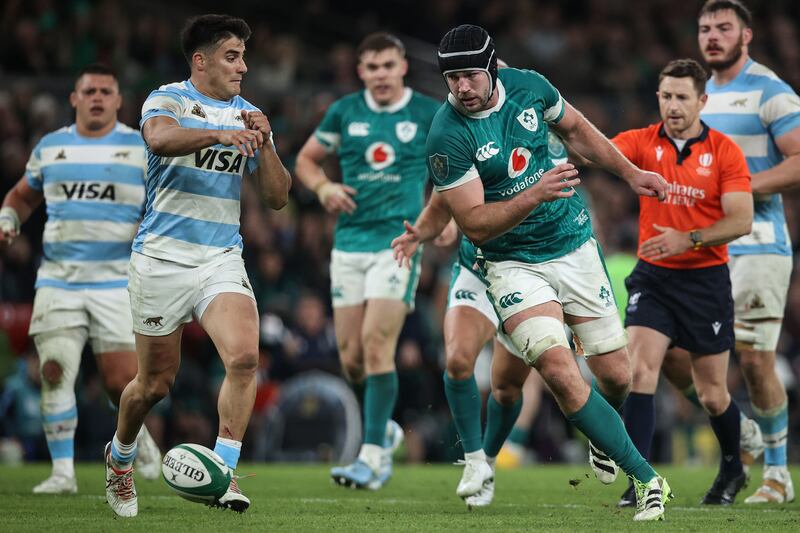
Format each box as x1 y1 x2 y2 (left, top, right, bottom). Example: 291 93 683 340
399 57 408 77
698 93 708 109
192 51 206 72
69 91 78 109
742 27 753 47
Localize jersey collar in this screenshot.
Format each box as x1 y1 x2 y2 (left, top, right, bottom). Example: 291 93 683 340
364 87 412 113
447 79 506 119
658 120 710 165
709 58 753 90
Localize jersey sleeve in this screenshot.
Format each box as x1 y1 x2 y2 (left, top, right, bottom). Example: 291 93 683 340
140 86 185 128
314 100 343 153
759 79 800 140
24 141 44 191
426 117 476 192
612 129 642 167
521 69 565 124
718 135 752 194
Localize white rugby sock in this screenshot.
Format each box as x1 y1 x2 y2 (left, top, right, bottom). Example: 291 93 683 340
358 443 383 473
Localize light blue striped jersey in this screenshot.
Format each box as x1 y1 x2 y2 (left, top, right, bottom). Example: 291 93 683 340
137 80 261 266
24 123 146 290
701 59 800 256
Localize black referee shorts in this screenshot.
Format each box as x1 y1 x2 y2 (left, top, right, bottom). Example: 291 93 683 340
624 260 734 355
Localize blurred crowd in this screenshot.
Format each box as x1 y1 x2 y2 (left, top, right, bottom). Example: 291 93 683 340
1 0 799 465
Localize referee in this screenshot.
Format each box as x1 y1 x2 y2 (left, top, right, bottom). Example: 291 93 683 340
611 59 753 506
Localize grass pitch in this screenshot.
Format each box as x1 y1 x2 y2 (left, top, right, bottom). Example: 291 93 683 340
0 463 797 532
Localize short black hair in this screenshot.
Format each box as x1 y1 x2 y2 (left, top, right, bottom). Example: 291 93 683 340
180 14 251 63
356 32 405 59
698 0 753 28
659 59 708 95
75 63 118 85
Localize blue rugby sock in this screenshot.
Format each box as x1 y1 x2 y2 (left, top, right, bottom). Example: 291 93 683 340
752 401 789 466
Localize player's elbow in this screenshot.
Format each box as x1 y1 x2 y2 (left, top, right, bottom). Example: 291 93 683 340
145 134 171 156
463 226 490 246
736 217 752 238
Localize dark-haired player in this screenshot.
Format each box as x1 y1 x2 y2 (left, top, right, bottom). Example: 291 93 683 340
101 14 290 517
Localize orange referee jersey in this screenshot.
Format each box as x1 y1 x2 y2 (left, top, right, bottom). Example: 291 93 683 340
613 122 750 269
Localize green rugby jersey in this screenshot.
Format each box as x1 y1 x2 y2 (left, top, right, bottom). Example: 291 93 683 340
427 68 593 264
458 131 573 273
315 88 440 252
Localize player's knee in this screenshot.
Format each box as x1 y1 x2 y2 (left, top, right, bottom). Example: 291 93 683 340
631 352 661 390
445 348 475 380
341 360 365 383
41 360 63 386
361 329 394 366
509 316 570 366
224 348 259 375
141 374 174 405
698 390 729 416
597 369 631 400
492 382 522 406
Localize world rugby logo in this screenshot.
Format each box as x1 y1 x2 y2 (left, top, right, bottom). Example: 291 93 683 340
699 153 713 167
508 147 531 178
365 142 395 171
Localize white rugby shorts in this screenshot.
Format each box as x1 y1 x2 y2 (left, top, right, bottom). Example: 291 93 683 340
128 251 255 336
729 253 792 320
28 286 135 348
330 248 421 309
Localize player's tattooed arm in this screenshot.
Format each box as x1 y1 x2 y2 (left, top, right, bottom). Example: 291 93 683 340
143 115 262 157
295 136 357 215
552 103 667 200
439 164 580 245
244 110 291 210
0 177 43 244
750 128 800 195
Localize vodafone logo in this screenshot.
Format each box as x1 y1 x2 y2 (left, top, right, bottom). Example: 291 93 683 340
508 147 531 178
365 142 395 170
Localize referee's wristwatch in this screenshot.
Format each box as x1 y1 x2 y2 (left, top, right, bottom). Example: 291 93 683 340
689 230 703 250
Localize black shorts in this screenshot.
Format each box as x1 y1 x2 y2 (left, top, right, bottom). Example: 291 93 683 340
624 260 734 355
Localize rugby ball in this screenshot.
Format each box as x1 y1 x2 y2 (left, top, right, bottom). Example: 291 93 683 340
161 443 232 503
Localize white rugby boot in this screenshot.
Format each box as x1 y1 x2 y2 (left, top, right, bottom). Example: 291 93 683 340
135 427 161 481
464 459 495 508
214 477 251 512
456 457 494 499
104 442 137 517
739 416 764 478
744 466 795 504
633 476 673 522
589 441 618 484
32 473 77 494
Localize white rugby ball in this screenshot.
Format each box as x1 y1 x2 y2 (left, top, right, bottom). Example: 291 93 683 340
161 443 232 503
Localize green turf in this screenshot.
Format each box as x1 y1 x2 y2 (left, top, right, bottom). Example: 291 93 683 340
0 463 797 532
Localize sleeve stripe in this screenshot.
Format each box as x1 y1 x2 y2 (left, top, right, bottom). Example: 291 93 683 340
315 131 341 152
760 92 800 126
544 95 565 123
433 165 479 192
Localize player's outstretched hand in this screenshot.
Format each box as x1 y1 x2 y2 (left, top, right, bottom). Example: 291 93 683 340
529 163 580 204
218 128 263 157
391 220 421 269
433 219 458 247
628 169 668 201
241 110 273 148
317 182 357 214
639 224 690 260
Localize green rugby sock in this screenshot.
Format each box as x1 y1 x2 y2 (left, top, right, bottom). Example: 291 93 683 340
483 395 522 457
568 388 656 483
443 373 484 453
508 425 529 446
363 371 398 446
